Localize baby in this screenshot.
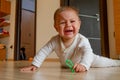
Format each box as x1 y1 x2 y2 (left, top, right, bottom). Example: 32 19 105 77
20 6 120 72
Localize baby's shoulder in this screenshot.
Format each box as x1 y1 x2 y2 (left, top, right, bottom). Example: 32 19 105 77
51 34 60 41
49 34 60 44
77 33 89 46
77 33 88 41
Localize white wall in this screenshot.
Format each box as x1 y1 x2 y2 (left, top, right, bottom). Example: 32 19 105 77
36 0 60 58
7 0 60 60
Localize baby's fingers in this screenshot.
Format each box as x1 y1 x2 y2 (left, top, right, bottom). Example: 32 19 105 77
73 63 87 72
20 66 37 72
73 63 78 69
20 67 31 71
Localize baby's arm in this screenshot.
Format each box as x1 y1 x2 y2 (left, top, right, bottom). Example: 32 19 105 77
20 37 56 72
20 65 38 72
78 38 95 70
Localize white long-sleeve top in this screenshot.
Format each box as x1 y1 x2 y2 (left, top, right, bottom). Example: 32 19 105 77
32 33 96 70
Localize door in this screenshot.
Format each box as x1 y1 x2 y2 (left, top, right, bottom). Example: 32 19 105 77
20 9 35 60
68 0 101 55
15 0 36 60
113 0 120 54
20 0 36 60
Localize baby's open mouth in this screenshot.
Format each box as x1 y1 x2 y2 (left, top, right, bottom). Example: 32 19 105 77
65 30 73 32
64 30 73 35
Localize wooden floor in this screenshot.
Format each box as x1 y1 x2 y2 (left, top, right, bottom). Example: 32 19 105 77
0 61 120 80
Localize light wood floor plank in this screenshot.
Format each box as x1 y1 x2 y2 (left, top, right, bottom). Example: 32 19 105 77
0 61 120 80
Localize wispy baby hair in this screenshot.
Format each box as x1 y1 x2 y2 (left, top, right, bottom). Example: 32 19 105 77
54 6 80 22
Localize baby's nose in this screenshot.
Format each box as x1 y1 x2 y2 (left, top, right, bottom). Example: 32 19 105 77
66 21 72 27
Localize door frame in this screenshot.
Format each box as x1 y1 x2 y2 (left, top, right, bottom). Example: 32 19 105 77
14 0 37 60
99 0 109 57
60 0 109 57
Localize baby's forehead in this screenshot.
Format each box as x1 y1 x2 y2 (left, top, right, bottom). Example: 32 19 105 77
57 10 79 18
54 8 80 22
59 9 77 14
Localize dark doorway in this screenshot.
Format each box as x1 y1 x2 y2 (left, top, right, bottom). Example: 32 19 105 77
61 0 109 57
14 0 36 60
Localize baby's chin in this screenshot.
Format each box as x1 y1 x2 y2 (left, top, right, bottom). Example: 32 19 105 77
62 35 76 40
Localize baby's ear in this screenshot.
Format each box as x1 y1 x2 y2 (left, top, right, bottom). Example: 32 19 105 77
54 25 58 32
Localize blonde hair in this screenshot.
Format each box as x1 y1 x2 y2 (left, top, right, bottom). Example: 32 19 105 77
54 6 80 22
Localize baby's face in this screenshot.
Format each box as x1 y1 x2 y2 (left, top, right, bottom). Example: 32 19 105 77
54 10 81 41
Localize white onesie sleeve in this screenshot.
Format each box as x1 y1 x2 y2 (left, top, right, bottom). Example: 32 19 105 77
32 37 56 67
79 38 94 70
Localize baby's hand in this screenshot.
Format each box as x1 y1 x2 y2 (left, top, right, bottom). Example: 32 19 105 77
20 65 38 72
73 63 86 72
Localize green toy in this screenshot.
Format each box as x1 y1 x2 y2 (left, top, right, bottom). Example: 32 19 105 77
65 59 75 73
